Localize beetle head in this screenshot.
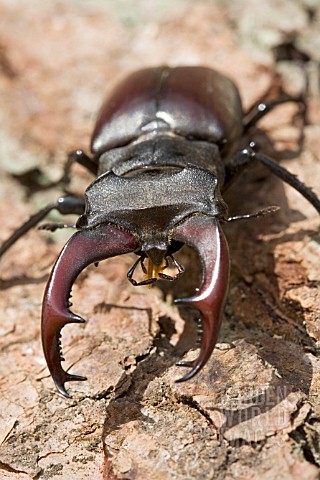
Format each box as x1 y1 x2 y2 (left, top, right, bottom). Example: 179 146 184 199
76 166 227 285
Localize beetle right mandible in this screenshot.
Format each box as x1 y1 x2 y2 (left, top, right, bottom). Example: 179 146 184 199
1 66 320 397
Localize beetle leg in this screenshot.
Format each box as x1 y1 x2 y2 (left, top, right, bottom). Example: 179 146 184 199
0 195 85 258
172 215 230 382
42 224 139 397
254 151 320 214
224 146 320 214
61 150 98 186
243 93 305 131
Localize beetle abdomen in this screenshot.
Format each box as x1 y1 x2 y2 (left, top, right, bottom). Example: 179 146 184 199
91 66 243 158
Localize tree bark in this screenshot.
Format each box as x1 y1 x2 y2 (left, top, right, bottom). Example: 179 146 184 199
0 1 319 478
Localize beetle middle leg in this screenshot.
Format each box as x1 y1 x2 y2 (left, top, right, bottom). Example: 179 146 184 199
0 195 85 258
225 145 320 214
0 144 99 258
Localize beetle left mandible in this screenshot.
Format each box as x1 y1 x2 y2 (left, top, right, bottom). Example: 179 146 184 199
1 66 320 397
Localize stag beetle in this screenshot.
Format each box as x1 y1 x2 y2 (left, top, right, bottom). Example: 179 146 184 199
1 66 320 397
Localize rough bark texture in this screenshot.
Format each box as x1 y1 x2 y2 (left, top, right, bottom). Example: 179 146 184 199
0 1 319 479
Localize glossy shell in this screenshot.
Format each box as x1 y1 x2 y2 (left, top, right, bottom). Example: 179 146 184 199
91 66 243 158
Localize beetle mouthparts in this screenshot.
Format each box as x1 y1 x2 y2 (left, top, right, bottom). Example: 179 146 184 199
146 256 167 281
172 215 230 382
146 246 166 266
41 224 139 397
127 251 184 287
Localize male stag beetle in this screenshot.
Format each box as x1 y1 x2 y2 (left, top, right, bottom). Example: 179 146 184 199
1 66 320 397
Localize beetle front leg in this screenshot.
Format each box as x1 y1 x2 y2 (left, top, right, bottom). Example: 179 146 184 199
172 215 230 382
42 224 139 397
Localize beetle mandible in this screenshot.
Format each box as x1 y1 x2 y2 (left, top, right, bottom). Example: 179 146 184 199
1 66 320 397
